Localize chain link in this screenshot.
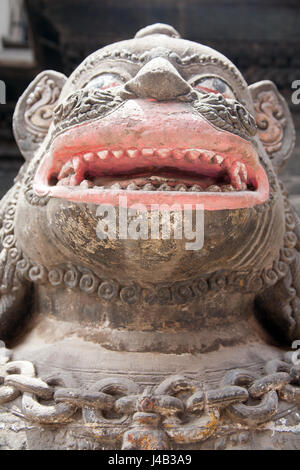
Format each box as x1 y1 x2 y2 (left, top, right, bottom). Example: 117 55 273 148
82 377 139 430
264 355 300 405
0 359 35 405
1 342 300 447
5 375 54 400
248 372 291 398
222 369 279 424
54 387 115 409
22 392 77 424
186 385 249 412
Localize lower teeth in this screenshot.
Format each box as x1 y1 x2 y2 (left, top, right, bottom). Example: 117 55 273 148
58 176 247 192
76 181 246 192
157 183 171 191
220 184 235 192
207 185 221 192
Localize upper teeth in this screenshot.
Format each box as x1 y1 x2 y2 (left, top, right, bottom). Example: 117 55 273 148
112 150 124 159
52 147 251 193
58 161 74 179
227 161 248 190
83 152 95 162
56 148 242 167
141 148 154 157
97 150 109 160
212 155 224 165
156 148 171 159
127 148 139 159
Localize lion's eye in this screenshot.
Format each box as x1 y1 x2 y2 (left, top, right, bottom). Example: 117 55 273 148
84 73 124 90
192 77 235 99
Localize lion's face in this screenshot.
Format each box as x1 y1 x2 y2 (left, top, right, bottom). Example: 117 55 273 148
13 25 293 282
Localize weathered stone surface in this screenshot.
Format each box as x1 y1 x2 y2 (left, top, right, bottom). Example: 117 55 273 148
0 23 299 449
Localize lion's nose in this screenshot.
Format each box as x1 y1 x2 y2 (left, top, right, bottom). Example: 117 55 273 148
124 58 192 101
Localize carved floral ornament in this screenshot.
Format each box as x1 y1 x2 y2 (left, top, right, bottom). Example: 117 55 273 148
24 76 63 143
13 71 67 162
250 80 296 172
254 90 286 155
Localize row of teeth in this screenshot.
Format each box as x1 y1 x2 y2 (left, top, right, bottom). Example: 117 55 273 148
57 148 227 178
54 149 250 191
77 180 244 192
84 148 226 163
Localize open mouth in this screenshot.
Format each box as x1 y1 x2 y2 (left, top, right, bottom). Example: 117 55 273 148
50 147 254 192
34 99 269 210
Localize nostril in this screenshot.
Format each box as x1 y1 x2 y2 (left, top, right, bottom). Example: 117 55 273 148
125 57 192 101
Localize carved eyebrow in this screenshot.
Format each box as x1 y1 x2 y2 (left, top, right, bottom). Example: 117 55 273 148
72 49 246 94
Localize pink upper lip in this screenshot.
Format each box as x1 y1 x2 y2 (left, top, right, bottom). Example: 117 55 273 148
34 99 269 210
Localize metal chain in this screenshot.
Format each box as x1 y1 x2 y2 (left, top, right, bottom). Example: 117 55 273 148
1 342 300 449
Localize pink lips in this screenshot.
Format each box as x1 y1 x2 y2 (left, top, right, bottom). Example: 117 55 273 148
34 99 269 210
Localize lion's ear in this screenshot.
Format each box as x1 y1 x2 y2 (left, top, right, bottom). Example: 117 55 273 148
249 80 295 173
13 70 67 161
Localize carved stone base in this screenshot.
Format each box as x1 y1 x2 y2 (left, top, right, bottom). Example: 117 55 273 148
1 328 299 450
1 405 300 450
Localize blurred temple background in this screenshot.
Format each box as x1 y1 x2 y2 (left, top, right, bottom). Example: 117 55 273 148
0 0 299 210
